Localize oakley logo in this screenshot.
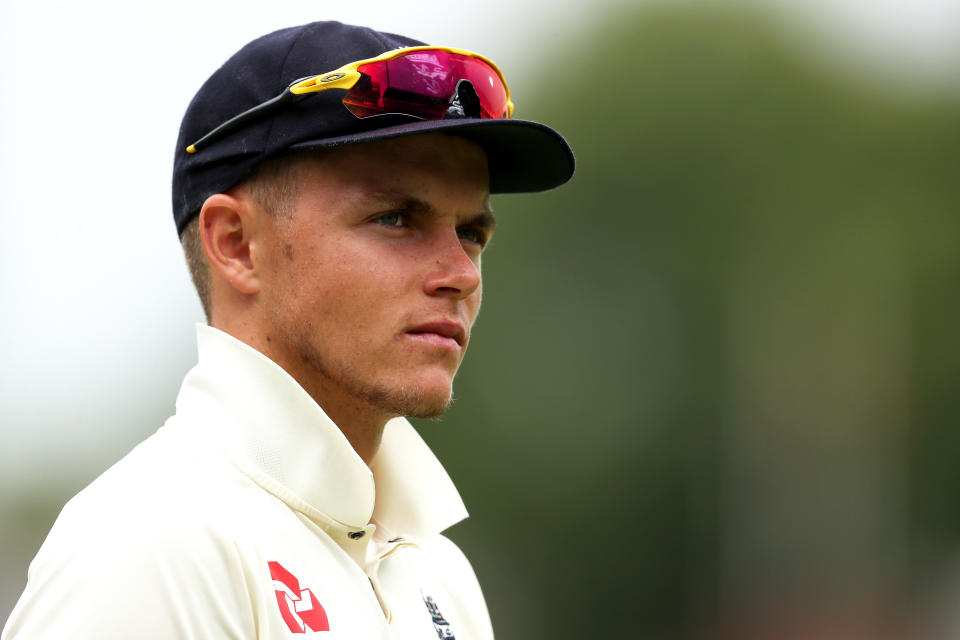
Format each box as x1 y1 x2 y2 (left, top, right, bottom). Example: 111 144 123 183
320 73 346 83
269 561 330 633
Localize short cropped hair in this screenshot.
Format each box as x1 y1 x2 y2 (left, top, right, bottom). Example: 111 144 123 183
180 151 319 320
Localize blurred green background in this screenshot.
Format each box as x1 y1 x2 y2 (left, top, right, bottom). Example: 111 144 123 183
4 3 960 639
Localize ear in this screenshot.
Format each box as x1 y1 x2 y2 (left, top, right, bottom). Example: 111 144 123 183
198 193 261 296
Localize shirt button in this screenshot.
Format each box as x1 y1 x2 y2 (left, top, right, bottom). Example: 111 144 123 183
348 531 366 540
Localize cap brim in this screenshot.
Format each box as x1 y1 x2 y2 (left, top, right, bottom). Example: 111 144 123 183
287 117 575 193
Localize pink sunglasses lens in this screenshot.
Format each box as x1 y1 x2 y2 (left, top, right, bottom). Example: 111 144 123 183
343 50 509 120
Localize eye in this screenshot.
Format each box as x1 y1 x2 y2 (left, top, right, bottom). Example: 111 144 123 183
374 212 407 227
457 226 488 247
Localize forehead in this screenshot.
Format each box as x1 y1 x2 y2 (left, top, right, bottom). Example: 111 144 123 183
294 133 490 198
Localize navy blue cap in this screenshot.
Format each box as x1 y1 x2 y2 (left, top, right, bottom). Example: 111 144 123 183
172 21 575 236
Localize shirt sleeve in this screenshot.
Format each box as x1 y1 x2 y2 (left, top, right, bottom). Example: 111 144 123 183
2 495 254 640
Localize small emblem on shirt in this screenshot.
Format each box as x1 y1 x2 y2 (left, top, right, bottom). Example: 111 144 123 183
422 594 456 639
269 561 330 633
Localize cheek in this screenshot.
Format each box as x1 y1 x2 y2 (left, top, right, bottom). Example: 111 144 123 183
301 250 406 327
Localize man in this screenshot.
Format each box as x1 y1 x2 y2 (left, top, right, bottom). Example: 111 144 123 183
2 20 573 639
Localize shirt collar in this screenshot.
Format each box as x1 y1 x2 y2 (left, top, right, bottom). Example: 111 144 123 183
174 324 467 537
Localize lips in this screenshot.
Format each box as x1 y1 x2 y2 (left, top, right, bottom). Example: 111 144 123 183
405 320 466 349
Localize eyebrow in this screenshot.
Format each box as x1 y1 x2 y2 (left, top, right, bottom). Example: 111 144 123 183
368 192 497 231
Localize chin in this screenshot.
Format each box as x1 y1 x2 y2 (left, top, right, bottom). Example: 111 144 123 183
376 385 453 420
362 371 455 420
403 396 453 420
403 377 457 419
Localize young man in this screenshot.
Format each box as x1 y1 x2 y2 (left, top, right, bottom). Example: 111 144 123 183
2 21 573 639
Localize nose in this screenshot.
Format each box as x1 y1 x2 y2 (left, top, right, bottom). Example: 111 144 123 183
422 230 481 300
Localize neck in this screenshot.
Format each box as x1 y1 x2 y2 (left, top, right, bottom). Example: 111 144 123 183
280 361 392 465
212 319 391 466
307 387 389 465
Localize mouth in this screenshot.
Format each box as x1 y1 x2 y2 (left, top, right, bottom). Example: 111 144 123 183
404 320 467 350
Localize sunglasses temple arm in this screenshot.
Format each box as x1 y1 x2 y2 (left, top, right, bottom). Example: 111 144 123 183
186 90 299 154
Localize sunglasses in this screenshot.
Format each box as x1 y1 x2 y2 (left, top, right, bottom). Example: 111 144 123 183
186 46 515 154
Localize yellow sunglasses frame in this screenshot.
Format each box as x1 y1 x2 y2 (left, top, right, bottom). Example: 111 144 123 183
186 46 514 154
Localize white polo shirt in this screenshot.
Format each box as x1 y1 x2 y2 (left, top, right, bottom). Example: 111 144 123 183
2 326 494 640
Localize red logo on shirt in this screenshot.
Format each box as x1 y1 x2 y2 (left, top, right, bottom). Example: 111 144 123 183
269 561 330 633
